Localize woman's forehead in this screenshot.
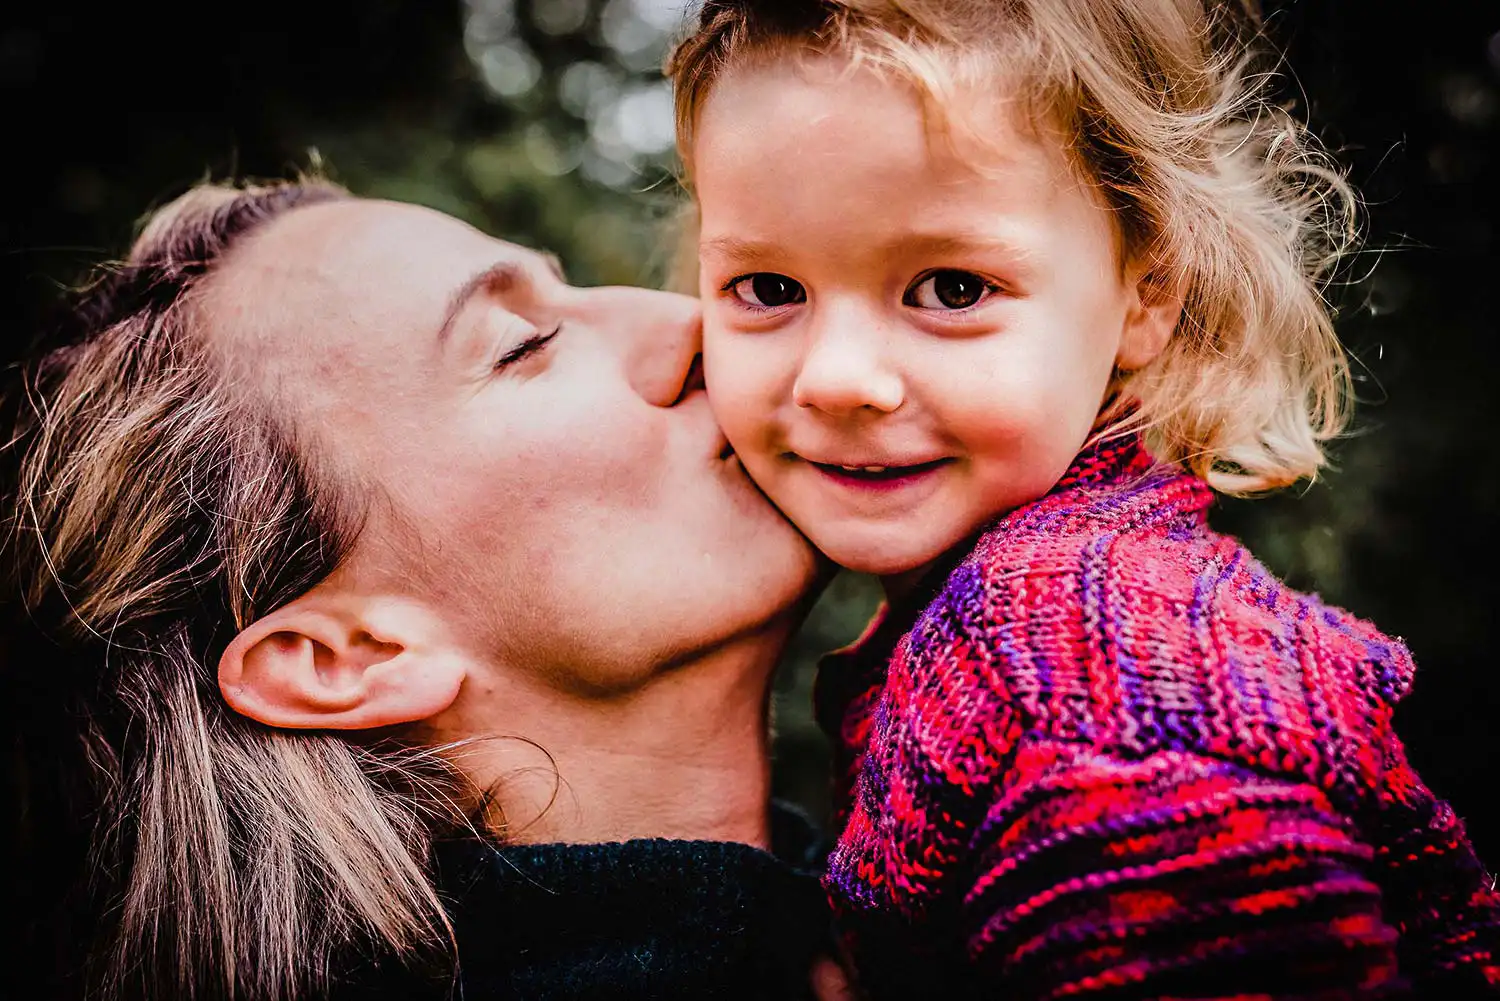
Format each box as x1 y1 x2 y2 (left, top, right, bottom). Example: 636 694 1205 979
192 200 547 471
206 199 535 361
245 200 511 297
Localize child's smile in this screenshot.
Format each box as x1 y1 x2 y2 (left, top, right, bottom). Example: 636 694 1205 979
692 55 1178 585
805 457 953 490
791 451 954 501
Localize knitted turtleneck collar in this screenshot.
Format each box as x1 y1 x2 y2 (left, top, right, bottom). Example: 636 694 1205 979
829 432 1167 677
335 803 832 1001
1048 429 1161 492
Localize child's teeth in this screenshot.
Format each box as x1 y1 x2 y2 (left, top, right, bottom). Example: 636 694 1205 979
840 464 888 473
864 465 886 473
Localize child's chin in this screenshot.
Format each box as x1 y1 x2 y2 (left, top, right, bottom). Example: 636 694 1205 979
815 536 951 581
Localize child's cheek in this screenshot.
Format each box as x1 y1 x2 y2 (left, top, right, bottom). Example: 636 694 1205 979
920 357 1083 489
702 325 780 447
919 357 1036 446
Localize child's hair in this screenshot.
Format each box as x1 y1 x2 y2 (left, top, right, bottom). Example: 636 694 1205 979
668 0 1359 493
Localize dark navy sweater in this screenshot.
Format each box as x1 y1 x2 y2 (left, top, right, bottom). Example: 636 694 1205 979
334 804 833 1000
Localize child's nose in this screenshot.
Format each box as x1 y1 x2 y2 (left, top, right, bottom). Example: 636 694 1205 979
791 320 904 416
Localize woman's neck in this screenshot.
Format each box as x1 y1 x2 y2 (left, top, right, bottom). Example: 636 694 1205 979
435 627 788 849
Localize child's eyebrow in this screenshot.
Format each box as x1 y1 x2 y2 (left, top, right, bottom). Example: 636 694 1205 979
699 232 1039 270
698 236 784 265
898 232 1040 266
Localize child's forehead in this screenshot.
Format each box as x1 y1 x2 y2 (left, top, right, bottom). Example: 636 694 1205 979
697 51 1073 186
693 77 1112 272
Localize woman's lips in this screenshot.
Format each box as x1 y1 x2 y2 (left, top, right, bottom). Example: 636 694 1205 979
806 456 953 492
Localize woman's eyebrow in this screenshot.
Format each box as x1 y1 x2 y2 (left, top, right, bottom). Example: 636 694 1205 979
436 253 570 344
436 262 519 344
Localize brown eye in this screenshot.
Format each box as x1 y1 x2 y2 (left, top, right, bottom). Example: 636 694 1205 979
905 270 995 311
728 273 806 309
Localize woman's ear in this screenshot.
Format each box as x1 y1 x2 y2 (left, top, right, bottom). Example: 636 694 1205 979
218 593 467 730
1116 263 1184 372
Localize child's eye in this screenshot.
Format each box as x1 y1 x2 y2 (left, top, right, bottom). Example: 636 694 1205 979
726 273 807 309
904 270 997 311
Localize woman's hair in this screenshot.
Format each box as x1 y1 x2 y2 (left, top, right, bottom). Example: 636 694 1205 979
1 180 461 1000
669 0 1359 493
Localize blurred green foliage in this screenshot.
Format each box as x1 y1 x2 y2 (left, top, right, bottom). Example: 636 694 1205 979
317 0 689 286
3 0 1496 845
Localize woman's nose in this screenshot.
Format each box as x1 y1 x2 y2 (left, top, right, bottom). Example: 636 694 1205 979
598 287 704 407
792 318 904 417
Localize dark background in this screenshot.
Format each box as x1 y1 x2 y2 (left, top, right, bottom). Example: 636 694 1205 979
2 0 1497 861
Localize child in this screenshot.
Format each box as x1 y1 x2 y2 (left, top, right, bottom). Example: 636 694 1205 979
669 0 1500 997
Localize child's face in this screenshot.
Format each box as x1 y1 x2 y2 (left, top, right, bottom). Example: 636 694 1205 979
693 58 1176 580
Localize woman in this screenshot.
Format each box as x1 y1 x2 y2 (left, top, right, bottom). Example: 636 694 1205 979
1 178 834 1000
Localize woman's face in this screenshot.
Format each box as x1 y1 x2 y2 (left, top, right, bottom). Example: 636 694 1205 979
207 199 818 691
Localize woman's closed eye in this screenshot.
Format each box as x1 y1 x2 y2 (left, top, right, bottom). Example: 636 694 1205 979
903 269 999 311
494 324 560 371
724 273 806 310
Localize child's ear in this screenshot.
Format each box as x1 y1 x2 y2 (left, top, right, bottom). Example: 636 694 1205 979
218 592 467 731
1117 263 1184 372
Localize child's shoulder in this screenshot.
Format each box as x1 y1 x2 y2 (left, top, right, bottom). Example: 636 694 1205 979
903 461 1414 808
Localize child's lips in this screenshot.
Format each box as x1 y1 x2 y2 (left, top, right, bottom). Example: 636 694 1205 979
803 456 953 491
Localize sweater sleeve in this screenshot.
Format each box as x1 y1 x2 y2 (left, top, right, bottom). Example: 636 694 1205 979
961 740 1404 998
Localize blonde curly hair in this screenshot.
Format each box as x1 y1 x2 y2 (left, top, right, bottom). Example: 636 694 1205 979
669 0 1358 493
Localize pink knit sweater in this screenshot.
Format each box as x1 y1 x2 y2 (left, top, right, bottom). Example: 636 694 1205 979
816 435 1500 999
